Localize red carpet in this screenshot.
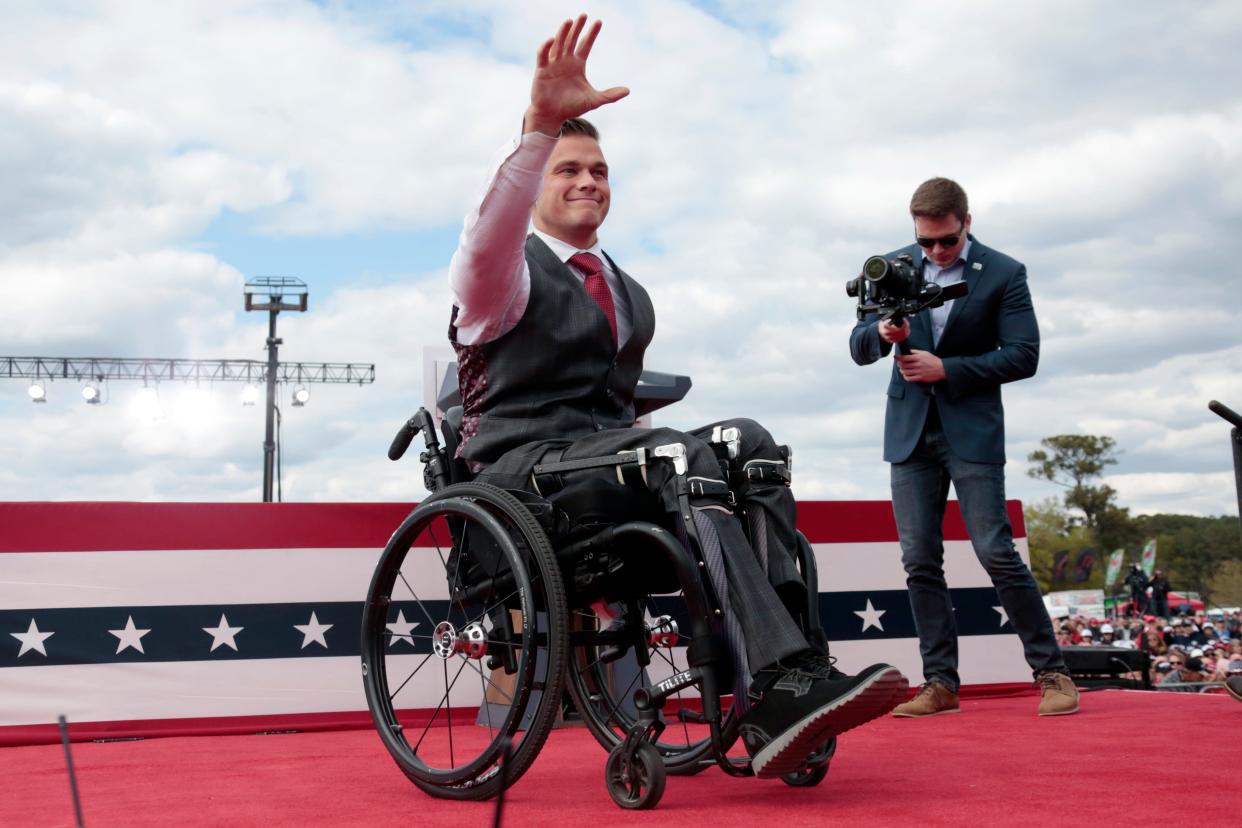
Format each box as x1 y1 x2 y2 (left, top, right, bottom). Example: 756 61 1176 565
4 689 1238 827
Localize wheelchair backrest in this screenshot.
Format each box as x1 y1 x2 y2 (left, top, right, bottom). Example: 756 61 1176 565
440 405 473 484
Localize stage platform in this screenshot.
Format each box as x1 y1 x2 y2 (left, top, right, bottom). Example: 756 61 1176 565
4 688 1238 827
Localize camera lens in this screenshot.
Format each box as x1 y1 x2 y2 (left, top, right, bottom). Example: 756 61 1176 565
862 256 890 282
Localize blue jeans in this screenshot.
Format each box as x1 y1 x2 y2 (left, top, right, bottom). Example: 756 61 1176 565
890 410 1063 691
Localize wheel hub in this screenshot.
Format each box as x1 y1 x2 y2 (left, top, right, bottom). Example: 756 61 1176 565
432 620 488 660
646 615 680 648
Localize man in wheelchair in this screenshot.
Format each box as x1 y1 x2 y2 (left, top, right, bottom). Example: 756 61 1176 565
441 15 908 780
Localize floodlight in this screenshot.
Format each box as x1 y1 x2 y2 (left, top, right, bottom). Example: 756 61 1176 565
28 382 47 403
241 384 259 406
82 384 101 404
291 386 310 407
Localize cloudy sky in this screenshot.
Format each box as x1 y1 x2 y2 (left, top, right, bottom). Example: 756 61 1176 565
2 0 1240 518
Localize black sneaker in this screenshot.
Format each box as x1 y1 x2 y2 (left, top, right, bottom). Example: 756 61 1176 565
739 655 907 778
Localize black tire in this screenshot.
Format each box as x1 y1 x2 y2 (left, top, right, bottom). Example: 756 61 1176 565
361 482 568 800
781 737 835 787
605 741 666 810
564 594 738 775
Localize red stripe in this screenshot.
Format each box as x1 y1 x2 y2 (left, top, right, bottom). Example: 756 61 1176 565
794 500 1026 543
0 502 413 552
0 499 1024 553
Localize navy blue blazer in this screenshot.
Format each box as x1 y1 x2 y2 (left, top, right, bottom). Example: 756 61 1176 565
848 236 1039 464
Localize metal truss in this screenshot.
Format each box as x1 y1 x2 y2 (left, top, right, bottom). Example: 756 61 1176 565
1 357 375 386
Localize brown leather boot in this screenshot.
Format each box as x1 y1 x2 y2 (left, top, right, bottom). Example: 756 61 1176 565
1226 676 1242 703
891 681 959 717
1037 672 1080 716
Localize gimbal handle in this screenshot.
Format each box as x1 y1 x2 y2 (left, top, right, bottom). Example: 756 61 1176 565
881 309 914 356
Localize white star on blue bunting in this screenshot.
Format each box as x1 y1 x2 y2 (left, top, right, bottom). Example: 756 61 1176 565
11 618 55 657
294 611 333 649
109 615 151 654
854 599 886 633
385 610 419 648
203 613 244 652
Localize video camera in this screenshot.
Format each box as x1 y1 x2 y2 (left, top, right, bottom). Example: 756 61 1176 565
846 253 968 355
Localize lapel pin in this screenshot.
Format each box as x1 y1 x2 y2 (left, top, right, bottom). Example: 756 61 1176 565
972 262 983 271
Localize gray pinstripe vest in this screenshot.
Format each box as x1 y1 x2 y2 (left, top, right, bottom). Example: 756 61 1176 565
450 234 656 466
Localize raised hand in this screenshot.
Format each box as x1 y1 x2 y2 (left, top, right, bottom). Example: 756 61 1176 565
524 15 629 135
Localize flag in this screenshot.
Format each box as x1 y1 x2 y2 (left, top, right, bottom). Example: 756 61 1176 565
1052 550 1071 583
1104 549 1125 587
1140 538 1157 577
1072 549 1097 583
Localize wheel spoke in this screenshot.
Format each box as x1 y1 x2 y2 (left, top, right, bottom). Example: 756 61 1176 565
444 658 455 768
413 656 471 756
396 571 440 631
476 659 495 742
462 657 518 706
387 653 434 704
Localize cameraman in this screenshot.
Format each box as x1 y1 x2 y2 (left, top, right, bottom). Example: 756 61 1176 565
1124 564 1150 617
849 177 1077 717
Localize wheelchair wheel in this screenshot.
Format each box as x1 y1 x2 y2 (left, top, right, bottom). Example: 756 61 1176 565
564 595 738 776
361 482 569 800
605 741 666 810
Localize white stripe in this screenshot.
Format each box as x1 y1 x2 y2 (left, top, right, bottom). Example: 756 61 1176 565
830 635 1033 687
2 656 483 727
0 548 452 609
813 538 1030 592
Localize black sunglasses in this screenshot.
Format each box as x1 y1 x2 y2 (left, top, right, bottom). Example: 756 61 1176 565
916 224 965 249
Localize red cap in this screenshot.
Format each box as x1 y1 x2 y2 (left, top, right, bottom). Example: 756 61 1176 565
1144 615 1156 622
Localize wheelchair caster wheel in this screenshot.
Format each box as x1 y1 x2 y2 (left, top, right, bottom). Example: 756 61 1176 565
605 741 666 810
781 737 834 787
781 762 829 787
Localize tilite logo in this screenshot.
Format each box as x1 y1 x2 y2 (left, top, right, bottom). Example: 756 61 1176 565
656 670 694 695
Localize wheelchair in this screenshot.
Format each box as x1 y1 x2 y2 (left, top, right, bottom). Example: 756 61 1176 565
360 406 834 810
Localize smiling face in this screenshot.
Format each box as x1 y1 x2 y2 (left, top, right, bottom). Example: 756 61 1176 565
533 134 610 249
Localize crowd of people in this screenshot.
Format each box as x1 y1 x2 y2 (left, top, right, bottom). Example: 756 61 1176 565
1053 610 1242 688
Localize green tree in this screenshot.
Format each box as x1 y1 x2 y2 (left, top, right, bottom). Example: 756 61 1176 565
1210 559 1242 608
1027 435 1137 552
1131 513 1242 605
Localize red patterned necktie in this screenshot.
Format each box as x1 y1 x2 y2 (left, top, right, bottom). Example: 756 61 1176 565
568 252 618 345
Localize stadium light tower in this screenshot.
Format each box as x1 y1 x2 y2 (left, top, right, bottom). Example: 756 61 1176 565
244 277 309 503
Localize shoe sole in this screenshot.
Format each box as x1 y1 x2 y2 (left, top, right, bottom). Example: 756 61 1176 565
1038 704 1080 716
892 706 960 718
752 667 908 779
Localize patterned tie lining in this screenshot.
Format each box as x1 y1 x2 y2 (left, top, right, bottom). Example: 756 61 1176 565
568 252 618 345
691 509 752 712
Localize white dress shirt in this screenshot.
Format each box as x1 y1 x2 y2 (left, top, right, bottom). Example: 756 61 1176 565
922 238 971 349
